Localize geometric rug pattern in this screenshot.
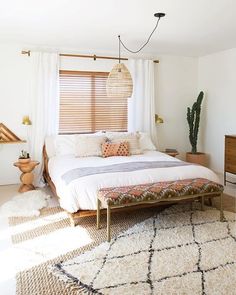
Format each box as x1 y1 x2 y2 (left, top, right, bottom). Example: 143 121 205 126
50 204 236 294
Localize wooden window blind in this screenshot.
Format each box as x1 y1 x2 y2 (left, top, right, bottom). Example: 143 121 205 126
59 70 128 134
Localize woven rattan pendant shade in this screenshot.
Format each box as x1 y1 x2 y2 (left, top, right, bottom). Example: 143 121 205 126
106 63 133 98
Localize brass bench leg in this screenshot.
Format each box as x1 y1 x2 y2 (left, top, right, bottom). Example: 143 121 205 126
220 193 224 221
201 195 205 211
97 198 101 229
107 205 111 242
208 197 213 207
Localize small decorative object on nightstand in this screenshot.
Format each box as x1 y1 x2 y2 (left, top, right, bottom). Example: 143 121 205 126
14 160 39 193
162 148 179 158
18 150 31 164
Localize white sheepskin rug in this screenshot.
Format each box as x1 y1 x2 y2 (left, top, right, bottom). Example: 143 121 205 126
0 190 50 217
50 204 236 295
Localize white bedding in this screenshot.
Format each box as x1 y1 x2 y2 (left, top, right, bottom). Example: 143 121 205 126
48 151 220 213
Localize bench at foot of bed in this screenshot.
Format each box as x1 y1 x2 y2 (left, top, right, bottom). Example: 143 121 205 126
97 178 224 242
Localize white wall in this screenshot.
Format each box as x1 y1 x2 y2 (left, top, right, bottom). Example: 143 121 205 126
198 48 236 174
155 55 198 158
0 43 198 185
0 44 30 185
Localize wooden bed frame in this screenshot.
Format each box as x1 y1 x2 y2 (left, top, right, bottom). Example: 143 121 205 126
42 145 219 226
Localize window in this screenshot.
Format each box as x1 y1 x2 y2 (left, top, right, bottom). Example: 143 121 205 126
59 70 128 134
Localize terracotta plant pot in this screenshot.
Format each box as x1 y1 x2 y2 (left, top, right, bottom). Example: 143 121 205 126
186 152 208 167
18 158 31 164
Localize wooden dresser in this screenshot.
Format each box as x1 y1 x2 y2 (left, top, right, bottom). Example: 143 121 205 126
224 135 236 185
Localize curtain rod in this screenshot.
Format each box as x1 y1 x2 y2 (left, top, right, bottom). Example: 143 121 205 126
21 50 159 63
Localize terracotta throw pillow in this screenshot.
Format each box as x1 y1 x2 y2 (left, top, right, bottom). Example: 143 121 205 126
102 142 130 157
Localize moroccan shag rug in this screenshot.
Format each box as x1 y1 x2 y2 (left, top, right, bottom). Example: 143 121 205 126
50 204 236 295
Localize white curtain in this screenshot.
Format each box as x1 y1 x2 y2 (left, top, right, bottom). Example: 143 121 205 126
128 59 157 145
29 52 59 186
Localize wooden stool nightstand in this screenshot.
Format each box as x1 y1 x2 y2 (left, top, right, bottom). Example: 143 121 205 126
14 161 39 193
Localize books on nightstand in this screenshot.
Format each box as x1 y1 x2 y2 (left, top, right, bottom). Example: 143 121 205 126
165 148 178 153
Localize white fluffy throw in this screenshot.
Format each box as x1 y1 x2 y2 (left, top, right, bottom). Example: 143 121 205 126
0 190 50 217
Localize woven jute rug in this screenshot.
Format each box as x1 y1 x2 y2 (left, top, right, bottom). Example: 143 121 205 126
11 205 166 295
49 204 236 295
9 194 235 295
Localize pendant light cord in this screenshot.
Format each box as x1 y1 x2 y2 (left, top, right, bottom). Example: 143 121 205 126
118 16 161 54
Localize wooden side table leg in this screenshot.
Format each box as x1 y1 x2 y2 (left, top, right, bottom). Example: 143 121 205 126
19 172 34 193
19 183 35 193
14 161 39 193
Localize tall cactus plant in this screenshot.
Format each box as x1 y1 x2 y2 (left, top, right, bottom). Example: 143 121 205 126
187 91 204 154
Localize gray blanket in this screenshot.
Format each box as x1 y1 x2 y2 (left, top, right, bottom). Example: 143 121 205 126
62 161 192 185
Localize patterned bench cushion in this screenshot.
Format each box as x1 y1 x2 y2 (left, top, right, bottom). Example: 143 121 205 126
98 178 224 206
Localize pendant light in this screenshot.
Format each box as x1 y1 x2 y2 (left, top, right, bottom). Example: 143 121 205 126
106 36 133 98
107 12 165 98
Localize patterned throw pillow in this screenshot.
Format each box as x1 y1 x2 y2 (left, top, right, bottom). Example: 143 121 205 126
102 141 130 157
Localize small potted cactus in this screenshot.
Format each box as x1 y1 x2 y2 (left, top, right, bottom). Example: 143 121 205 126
186 91 207 166
18 150 31 164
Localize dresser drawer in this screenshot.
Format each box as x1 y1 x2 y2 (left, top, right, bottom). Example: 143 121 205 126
225 164 236 173
225 138 236 149
225 144 236 152
225 155 236 165
225 148 236 157
224 136 236 176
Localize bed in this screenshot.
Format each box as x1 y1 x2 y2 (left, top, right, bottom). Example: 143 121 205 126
43 133 220 225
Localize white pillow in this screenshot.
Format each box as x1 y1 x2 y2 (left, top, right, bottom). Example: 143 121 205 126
45 134 75 158
106 132 142 155
45 135 76 158
139 132 156 151
75 134 107 157
104 131 128 137
55 135 76 156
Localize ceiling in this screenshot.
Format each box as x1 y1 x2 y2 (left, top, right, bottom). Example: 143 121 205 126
1 0 236 57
